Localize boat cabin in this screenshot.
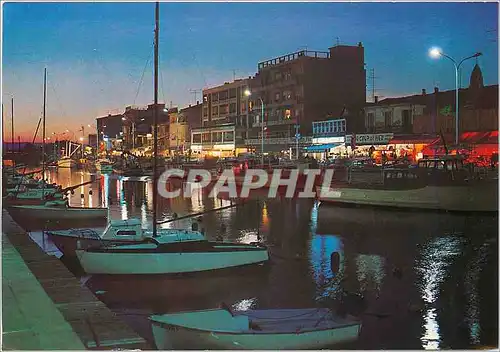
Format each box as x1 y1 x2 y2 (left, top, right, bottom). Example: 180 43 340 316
100 219 206 243
101 219 145 241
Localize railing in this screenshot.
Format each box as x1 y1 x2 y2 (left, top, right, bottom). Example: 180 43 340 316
252 119 297 128
245 137 313 145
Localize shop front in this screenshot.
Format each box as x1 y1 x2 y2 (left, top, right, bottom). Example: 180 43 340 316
305 136 345 160
388 134 438 161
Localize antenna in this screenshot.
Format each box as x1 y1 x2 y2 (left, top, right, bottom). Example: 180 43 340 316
368 68 380 102
232 69 236 81
189 89 202 104
336 37 340 46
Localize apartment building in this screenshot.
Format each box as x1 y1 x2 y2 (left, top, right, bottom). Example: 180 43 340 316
191 79 251 157
244 42 366 153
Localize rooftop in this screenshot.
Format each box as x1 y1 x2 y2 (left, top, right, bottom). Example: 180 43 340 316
258 50 330 71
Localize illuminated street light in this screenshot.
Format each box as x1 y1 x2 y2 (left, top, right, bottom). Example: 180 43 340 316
79 137 84 142
244 89 265 166
429 47 482 146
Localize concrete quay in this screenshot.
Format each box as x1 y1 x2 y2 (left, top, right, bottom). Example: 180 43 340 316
2 209 150 350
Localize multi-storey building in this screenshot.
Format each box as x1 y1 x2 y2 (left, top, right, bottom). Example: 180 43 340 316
245 42 366 154
191 79 251 157
121 103 169 150
96 113 124 151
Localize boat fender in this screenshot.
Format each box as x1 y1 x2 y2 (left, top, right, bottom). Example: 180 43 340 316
191 222 199 231
80 193 85 199
330 252 340 274
89 189 93 195
71 190 75 195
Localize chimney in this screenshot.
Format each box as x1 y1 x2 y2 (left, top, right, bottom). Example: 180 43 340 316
374 96 378 103
434 87 439 94
196 100 200 105
422 89 426 96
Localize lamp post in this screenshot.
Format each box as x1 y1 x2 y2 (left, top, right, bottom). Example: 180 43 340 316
428 48 482 146
244 89 265 166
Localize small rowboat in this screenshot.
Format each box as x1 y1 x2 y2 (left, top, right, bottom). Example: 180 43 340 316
150 307 361 350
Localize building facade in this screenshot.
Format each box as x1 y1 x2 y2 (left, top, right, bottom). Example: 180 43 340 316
245 42 366 154
121 103 170 150
190 79 251 157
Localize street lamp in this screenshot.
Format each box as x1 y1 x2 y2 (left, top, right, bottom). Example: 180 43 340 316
244 89 265 166
428 47 483 146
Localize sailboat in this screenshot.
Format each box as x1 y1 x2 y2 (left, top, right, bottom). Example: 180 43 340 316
57 140 79 168
74 2 269 275
7 69 107 224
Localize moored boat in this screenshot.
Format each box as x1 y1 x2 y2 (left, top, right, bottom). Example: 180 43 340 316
96 159 114 173
75 236 269 275
150 308 361 350
57 156 77 168
317 155 498 212
46 218 198 256
8 201 107 225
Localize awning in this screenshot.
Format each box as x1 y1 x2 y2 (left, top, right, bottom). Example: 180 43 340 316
389 135 438 145
304 143 341 152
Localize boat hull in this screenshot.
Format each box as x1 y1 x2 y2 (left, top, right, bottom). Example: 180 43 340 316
57 158 77 168
317 182 499 212
151 309 361 350
75 247 269 275
8 205 107 222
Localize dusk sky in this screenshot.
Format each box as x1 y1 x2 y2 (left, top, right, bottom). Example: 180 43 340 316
2 1 498 141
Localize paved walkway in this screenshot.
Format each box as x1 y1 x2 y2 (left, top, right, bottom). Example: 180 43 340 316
2 232 86 350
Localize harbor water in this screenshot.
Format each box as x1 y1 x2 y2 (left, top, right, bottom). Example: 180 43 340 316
29 168 498 349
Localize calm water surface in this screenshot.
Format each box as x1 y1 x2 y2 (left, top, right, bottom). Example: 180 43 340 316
30 168 498 349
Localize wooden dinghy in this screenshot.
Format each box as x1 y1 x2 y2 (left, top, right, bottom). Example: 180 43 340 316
150 307 361 350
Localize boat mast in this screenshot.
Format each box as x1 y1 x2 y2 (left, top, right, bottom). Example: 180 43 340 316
152 1 159 238
42 68 47 196
11 97 14 177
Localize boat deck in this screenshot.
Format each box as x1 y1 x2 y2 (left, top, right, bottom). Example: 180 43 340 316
2 209 151 350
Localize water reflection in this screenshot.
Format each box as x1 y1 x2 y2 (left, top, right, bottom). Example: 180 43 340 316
22 169 498 349
416 236 463 350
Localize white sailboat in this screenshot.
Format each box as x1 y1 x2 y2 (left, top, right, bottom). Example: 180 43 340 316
7 69 107 223
73 2 269 276
150 308 362 350
57 140 79 168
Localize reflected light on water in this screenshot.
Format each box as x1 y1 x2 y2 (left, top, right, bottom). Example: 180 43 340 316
141 202 148 228
309 233 344 299
355 254 386 295
232 298 257 311
417 236 462 350
102 174 109 208
261 202 269 232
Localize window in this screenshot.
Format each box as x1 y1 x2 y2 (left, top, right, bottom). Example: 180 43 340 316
229 89 236 99
203 108 208 117
212 106 219 115
224 131 234 142
212 93 219 102
284 109 291 119
203 95 208 103
275 92 280 102
212 132 222 142
202 132 211 143
367 113 375 127
220 104 229 115
384 111 392 127
282 91 292 100
229 103 237 114
192 133 201 143
116 230 136 236
284 71 292 81
219 90 228 101
241 102 247 112
274 72 282 81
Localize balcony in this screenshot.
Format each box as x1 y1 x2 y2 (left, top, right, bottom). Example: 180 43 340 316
252 119 297 128
245 136 313 146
